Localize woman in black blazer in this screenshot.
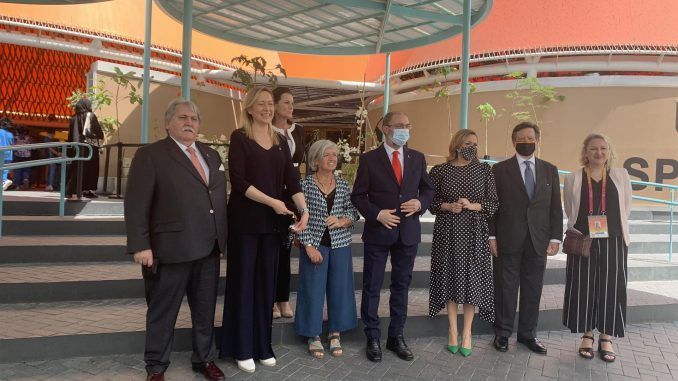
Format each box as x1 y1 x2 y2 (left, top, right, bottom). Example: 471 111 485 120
271 86 305 319
219 87 308 373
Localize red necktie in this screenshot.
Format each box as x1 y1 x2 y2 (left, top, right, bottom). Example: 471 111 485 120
392 150 402 185
186 146 208 185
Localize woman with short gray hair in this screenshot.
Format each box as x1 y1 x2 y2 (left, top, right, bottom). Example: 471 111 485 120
295 139 359 359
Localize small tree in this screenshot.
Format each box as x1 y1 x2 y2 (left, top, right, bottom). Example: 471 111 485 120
67 67 143 140
231 55 287 90
476 102 497 158
502 71 565 156
504 71 565 124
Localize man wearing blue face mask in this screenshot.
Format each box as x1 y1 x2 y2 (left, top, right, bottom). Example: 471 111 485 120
351 111 435 363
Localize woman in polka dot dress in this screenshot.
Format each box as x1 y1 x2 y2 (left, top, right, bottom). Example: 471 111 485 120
428 129 498 357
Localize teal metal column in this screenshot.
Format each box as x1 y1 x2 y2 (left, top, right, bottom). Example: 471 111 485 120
383 52 391 116
181 0 193 100
458 0 472 129
141 0 152 144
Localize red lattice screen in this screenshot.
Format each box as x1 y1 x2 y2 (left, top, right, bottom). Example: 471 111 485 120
0 43 95 126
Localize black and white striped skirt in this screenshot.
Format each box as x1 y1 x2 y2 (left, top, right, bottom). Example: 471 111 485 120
562 235 628 337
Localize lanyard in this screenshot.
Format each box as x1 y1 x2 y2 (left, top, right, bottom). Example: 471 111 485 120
586 168 606 215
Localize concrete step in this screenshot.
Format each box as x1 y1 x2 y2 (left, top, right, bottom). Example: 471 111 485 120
1 193 124 216
3 192 676 220
2 281 677 362
1 254 678 303
3 215 677 236
1 232 675 266
1 216 126 236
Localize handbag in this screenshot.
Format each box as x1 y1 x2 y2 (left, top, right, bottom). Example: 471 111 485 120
562 227 592 257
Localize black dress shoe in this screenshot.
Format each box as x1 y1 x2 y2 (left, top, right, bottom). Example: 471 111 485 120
493 335 509 352
366 339 382 362
386 335 414 361
192 361 225 381
517 337 547 355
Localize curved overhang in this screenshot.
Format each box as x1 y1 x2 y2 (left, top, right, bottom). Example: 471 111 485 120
154 0 493 55
1 0 111 3
371 0 678 78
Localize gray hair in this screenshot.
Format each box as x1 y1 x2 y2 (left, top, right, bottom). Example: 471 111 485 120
164 98 201 125
307 139 338 172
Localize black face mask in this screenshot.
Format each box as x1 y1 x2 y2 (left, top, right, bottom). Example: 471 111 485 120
458 146 477 161
515 142 536 156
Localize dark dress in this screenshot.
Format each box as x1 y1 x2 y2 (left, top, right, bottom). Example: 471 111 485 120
563 169 628 337
274 123 305 303
220 128 302 361
428 161 498 322
66 104 103 193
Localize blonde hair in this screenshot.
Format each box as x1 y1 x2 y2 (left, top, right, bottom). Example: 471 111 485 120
580 133 617 168
447 129 478 161
307 139 338 172
241 87 279 145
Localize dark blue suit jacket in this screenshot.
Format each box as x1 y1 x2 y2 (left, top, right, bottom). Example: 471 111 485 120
351 144 435 247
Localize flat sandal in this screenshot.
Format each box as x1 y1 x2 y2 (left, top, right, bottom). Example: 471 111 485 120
328 334 343 357
578 335 594 360
598 338 616 362
308 337 324 359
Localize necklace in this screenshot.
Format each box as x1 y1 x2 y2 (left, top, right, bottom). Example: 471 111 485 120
315 174 334 197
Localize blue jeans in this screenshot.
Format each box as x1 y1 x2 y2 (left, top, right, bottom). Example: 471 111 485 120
294 245 357 338
47 163 58 188
13 168 30 187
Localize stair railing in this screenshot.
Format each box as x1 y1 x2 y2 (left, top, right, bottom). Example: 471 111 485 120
0 142 93 238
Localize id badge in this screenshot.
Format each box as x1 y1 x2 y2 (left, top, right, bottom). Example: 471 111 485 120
588 215 609 238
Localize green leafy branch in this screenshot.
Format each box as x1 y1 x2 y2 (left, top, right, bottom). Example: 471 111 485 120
67 67 143 140
476 102 497 157
231 55 287 90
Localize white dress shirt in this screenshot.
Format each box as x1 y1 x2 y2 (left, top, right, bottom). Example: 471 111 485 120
272 123 297 165
171 137 210 184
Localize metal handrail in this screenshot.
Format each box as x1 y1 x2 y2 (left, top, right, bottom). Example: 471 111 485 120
0 142 93 238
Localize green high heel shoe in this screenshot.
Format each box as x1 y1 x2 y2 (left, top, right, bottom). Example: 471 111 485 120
446 343 459 354
460 335 473 357
446 332 459 354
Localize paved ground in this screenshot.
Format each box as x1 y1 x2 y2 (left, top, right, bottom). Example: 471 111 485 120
1 322 678 380
3 283 678 340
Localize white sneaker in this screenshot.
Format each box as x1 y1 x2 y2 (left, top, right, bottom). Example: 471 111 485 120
2 180 11 191
259 357 276 367
237 359 255 373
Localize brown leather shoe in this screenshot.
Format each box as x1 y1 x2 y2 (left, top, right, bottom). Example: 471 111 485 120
192 361 225 381
146 373 165 381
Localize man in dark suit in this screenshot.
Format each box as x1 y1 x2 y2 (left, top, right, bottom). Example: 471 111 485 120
489 122 563 355
351 111 434 362
125 99 228 381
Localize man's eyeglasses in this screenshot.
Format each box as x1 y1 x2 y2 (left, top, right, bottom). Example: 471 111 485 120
384 124 412 129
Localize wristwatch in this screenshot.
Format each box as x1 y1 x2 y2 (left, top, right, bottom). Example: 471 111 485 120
298 207 309 215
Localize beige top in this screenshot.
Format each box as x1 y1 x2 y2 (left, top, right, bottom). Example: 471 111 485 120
563 167 633 244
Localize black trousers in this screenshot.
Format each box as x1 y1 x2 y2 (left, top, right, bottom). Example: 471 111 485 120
220 233 280 361
143 245 220 374
275 243 291 302
493 233 547 339
361 242 417 340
